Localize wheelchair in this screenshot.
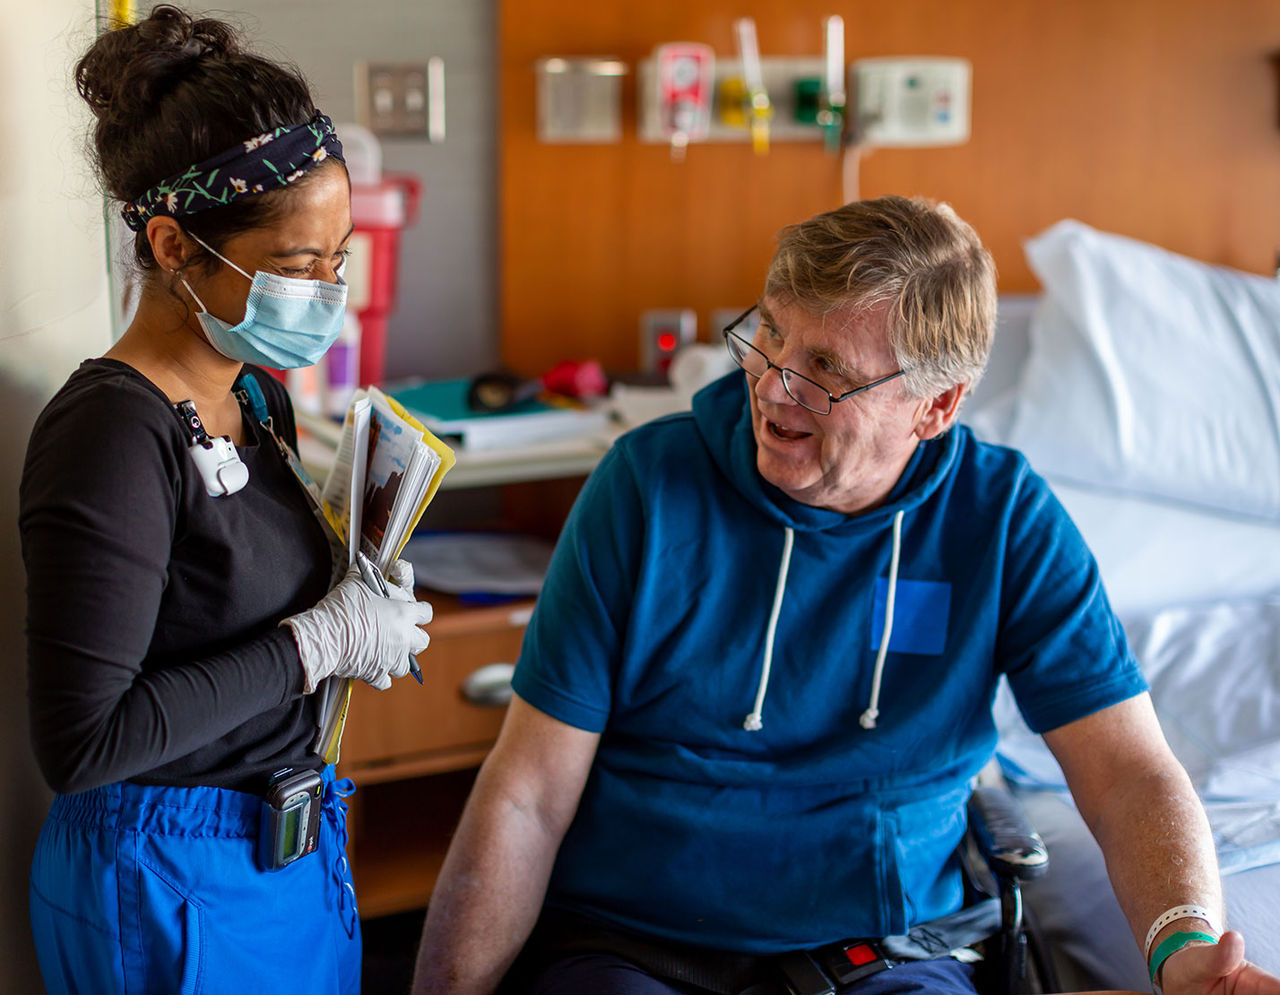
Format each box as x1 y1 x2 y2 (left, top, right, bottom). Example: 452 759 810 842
503 783 1059 995
772 784 1059 995
962 784 1060 995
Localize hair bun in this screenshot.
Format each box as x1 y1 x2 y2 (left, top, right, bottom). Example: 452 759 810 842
76 5 239 116
74 2 318 218
142 5 238 60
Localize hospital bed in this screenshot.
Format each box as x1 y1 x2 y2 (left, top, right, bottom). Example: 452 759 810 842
964 222 1280 986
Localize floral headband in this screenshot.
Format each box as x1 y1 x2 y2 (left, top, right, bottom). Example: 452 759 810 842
120 112 345 232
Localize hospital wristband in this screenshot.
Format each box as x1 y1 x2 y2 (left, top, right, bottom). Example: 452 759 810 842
1148 931 1218 987
1143 904 1220 963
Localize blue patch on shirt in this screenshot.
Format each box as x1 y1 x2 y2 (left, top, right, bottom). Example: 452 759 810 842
870 578 951 655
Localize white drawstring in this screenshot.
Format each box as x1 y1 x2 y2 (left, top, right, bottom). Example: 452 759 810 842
860 509 905 730
743 526 794 732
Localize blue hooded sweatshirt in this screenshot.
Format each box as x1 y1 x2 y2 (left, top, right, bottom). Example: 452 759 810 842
511 371 1145 954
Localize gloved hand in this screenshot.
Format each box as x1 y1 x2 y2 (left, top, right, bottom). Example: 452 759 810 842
385 558 418 603
282 563 433 692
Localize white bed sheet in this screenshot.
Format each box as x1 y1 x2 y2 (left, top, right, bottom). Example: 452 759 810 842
997 594 1280 875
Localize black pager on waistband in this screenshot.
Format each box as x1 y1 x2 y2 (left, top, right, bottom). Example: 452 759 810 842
258 767 323 872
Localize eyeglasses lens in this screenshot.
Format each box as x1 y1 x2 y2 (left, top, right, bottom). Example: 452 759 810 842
726 335 766 377
726 333 832 415
780 374 829 414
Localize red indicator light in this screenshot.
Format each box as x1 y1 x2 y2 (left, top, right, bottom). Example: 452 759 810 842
657 331 678 352
844 944 877 966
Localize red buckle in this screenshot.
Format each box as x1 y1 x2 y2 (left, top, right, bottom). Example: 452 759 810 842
814 939 891 985
843 943 878 967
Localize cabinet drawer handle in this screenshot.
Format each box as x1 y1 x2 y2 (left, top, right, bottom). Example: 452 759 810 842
460 663 515 708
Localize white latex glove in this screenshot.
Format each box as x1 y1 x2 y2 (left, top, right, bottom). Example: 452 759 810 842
385 558 418 603
282 563 433 692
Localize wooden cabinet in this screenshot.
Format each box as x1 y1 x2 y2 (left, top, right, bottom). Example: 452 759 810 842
342 595 534 783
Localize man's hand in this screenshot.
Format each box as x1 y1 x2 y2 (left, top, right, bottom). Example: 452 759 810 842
1161 931 1280 994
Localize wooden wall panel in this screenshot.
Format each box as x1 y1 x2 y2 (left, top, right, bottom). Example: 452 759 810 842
500 0 1280 375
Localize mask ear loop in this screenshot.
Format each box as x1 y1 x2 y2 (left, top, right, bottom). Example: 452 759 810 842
172 230 254 316
174 267 212 315
187 231 253 281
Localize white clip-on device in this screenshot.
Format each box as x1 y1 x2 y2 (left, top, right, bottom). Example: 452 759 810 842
173 399 249 497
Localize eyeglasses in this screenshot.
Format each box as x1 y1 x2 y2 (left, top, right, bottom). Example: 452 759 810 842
721 305 905 416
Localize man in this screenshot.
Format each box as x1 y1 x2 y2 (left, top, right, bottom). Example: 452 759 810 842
414 197 1278 995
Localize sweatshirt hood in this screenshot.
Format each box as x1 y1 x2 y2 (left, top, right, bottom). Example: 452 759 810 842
692 371 960 534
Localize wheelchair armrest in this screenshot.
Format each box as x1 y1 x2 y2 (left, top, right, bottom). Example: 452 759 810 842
967 785 1049 882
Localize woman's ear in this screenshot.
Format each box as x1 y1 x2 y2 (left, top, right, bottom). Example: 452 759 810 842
146 216 189 273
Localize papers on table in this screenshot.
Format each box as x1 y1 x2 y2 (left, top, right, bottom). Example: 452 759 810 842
388 378 610 451
401 532 555 597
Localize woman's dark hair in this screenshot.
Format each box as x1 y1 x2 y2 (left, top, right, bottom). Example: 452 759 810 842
75 4 331 274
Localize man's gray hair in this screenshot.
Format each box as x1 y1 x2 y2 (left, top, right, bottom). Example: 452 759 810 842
764 195 997 398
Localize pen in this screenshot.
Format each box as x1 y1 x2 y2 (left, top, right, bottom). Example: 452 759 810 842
355 550 423 684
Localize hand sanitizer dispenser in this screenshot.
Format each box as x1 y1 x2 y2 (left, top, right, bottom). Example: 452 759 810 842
652 42 715 160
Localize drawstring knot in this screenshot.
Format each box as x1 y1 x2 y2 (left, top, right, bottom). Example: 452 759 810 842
740 509 904 735
324 775 359 938
860 509 905 732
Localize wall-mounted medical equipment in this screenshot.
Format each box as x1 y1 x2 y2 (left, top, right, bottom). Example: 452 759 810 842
640 55 831 146
818 16 846 153
645 43 716 160
851 57 971 147
535 57 629 143
634 37 972 154
733 19 772 154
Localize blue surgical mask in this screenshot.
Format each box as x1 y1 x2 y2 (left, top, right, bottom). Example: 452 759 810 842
179 234 348 370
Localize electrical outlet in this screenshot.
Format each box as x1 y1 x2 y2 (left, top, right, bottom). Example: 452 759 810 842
640 309 696 376
355 59 445 141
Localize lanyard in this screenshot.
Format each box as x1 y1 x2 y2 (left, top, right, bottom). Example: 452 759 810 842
233 374 354 764
233 374 347 581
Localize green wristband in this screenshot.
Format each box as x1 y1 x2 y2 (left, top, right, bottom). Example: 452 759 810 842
1149 930 1219 985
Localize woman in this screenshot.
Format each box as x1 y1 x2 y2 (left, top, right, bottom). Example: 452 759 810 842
21 6 430 991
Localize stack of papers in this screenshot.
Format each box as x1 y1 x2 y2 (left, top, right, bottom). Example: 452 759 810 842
312 385 456 762
321 387 456 572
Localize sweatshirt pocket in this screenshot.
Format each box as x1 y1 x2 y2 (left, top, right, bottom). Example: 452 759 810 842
886 784 971 930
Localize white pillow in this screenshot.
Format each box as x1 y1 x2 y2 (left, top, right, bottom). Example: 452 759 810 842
1006 220 1280 522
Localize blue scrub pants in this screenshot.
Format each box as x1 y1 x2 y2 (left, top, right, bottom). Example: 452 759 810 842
29 767 361 994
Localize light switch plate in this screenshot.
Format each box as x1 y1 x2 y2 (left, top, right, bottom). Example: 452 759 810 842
355 60 445 140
